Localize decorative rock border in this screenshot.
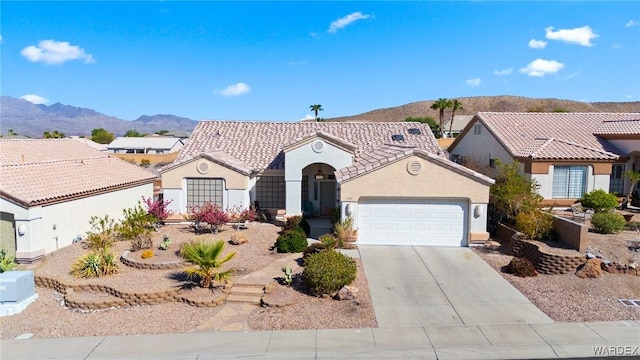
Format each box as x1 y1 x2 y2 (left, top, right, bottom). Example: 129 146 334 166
34 275 232 311
120 250 189 270
497 223 586 275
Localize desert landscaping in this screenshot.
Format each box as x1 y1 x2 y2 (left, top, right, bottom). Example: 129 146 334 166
1 209 639 340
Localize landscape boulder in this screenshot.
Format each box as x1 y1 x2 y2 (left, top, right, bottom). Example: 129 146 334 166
229 233 248 245
334 286 359 301
576 258 603 278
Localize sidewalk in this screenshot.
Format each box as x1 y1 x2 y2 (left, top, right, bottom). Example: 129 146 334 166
1 320 638 359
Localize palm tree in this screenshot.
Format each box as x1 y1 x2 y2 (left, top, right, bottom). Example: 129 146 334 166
180 240 235 288
430 98 451 137
448 99 464 138
625 170 640 207
309 104 323 122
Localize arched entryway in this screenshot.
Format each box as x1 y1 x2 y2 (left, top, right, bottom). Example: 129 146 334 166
301 163 337 216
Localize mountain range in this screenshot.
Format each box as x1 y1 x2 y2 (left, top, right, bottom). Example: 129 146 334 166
1 95 639 138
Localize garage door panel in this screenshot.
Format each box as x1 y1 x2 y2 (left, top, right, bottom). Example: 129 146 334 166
358 199 467 246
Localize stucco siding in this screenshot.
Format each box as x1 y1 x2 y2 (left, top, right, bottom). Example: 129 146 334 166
11 183 153 262
340 156 490 203
449 122 513 171
162 158 248 190
284 139 353 181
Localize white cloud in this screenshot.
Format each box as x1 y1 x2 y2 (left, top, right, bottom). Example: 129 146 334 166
612 43 622 49
289 60 307 66
564 71 580 79
216 82 250 97
21 39 95 65
625 20 640 28
493 68 513 76
626 95 634 99
466 78 481 87
544 26 598 47
0 35 3 44
528 39 547 49
519 58 565 77
328 12 372 33
20 94 49 104
301 114 315 121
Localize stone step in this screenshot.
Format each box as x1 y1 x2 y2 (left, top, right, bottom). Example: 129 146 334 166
234 278 273 288
230 287 264 296
226 294 262 304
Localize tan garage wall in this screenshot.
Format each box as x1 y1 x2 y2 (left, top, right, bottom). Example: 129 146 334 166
340 156 490 203
162 158 248 190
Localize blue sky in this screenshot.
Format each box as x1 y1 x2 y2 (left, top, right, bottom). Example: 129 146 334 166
2 1 639 121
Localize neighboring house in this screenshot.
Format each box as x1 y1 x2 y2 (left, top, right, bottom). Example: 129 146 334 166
447 112 640 206
442 115 474 138
0 139 157 263
107 137 185 154
160 121 494 247
69 136 109 152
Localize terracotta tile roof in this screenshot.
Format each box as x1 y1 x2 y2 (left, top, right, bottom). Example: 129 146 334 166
0 139 157 207
474 112 640 160
165 121 442 172
335 144 494 185
514 137 619 160
594 119 640 135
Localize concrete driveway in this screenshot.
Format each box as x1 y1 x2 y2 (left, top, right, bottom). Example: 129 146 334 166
359 246 554 327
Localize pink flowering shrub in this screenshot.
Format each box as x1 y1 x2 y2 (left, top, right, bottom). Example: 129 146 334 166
142 196 174 224
227 205 257 223
186 202 229 233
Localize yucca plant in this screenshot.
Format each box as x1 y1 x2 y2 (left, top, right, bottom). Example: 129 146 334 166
333 216 358 249
70 249 118 278
180 240 235 288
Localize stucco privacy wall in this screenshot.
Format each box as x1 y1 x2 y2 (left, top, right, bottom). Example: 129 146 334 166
9 183 153 262
162 158 250 213
340 155 491 240
284 138 353 215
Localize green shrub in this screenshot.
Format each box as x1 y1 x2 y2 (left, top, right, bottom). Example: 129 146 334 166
275 229 308 253
282 216 311 237
303 242 327 259
302 250 357 296
580 189 619 212
70 249 119 278
333 217 358 248
505 257 537 277
590 211 627 234
85 215 117 250
118 202 156 250
515 209 553 240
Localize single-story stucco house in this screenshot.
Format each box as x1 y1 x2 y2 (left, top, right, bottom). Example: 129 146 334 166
160 121 494 246
447 112 640 206
0 139 157 263
107 136 185 154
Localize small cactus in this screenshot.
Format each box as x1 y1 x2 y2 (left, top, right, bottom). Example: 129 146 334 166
159 235 171 250
281 265 293 286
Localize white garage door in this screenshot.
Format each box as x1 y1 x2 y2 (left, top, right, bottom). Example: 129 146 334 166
357 199 467 246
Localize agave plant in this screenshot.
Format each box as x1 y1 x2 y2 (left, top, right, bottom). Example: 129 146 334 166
0 248 17 273
180 240 235 288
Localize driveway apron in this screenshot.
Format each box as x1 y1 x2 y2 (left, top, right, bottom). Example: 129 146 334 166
358 245 553 327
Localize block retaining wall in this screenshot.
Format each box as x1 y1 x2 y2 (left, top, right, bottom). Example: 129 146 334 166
35 275 231 311
120 250 189 270
496 223 586 275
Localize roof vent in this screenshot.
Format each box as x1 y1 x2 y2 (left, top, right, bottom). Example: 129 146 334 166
408 128 421 135
391 134 405 141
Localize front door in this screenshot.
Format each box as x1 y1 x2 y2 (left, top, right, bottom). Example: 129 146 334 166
319 181 336 216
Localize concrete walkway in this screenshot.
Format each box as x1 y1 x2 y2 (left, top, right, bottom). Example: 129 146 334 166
2 321 638 359
359 245 553 327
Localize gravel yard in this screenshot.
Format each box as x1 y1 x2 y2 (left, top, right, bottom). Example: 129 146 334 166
0 222 377 339
474 228 640 322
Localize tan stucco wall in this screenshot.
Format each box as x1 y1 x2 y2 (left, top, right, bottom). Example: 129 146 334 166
340 156 491 203
162 158 248 190
526 161 612 175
